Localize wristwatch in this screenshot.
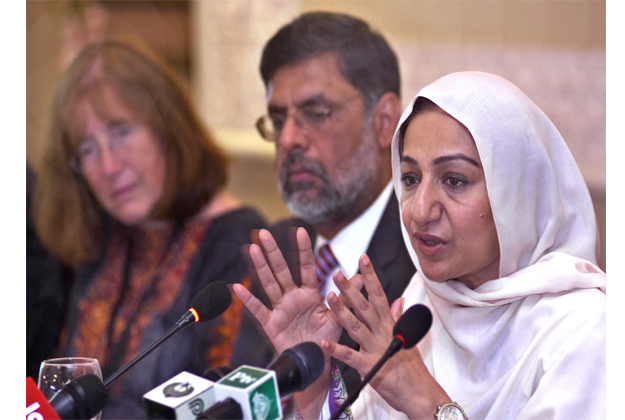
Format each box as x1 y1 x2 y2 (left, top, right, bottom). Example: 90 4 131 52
434 401 468 420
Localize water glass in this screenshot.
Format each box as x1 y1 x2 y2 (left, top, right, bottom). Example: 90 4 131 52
38 357 103 420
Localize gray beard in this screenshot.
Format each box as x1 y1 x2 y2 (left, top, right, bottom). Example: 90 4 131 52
277 139 379 226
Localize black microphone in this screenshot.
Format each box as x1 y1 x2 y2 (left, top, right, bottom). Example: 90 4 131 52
104 281 233 388
202 366 234 382
49 374 109 420
329 304 433 420
197 341 325 420
195 397 242 420
268 341 325 397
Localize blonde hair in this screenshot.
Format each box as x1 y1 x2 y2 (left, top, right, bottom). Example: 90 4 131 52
33 40 229 267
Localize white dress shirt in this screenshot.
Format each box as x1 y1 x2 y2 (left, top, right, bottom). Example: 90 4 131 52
315 182 394 305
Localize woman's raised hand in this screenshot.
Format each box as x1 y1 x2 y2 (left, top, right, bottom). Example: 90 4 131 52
323 253 450 418
232 228 343 355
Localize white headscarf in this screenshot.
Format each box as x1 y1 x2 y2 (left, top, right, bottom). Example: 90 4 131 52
355 72 606 420
393 71 604 300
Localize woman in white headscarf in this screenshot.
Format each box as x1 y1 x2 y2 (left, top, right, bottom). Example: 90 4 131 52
234 71 606 419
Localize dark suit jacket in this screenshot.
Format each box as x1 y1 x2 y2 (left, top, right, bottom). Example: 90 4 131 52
269 193 416 397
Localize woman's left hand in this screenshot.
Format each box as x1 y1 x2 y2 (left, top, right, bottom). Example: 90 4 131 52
322 253 450 419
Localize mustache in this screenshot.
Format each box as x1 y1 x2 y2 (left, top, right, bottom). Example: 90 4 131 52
279 151 329 185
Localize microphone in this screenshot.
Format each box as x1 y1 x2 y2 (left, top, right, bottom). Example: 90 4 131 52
142 367 235 419
266 340 325 397
329 304 433 420
202 366 234 382
103 281 232 388
26 374 108 420
197 341 325 420
143 371 218 419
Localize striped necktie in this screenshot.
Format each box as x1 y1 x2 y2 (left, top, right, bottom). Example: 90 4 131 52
315 244 339 292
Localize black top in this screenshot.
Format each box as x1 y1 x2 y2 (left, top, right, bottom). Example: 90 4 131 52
62 207 269 419
26 166 73 380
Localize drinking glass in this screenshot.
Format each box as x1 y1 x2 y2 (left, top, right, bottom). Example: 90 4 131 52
38 357 103 420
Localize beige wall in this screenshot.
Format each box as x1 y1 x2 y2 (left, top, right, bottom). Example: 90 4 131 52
26 0 606 270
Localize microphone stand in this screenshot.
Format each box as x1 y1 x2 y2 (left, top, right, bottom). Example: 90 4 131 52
103 312 196 388
329 337 404 420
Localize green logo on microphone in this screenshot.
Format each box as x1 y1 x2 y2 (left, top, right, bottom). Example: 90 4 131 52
219 366 281 420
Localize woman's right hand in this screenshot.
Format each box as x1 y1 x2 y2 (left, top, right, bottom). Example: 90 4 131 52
233 227 366 418
232 227 343 356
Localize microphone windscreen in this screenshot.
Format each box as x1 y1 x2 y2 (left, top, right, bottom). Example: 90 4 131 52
73 374 108 417
191 281 233 322
285 341 325 389
392 304 432 349
50 373 108 420
269 341 324 396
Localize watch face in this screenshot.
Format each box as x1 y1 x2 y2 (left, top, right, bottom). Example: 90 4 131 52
440 404 465 420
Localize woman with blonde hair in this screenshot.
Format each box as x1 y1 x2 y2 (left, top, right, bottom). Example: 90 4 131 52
33 40 270 418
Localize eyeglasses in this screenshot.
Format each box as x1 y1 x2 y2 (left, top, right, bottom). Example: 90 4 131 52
69 122 139 174
255 93 361 141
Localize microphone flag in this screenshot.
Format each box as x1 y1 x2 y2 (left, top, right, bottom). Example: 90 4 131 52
213 366 281 420
26 377 61 420
142 371 216 419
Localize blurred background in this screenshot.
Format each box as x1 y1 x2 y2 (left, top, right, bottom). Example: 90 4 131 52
26 0 606 271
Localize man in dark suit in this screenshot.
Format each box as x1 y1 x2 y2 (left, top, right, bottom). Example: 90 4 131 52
253 12 416 397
